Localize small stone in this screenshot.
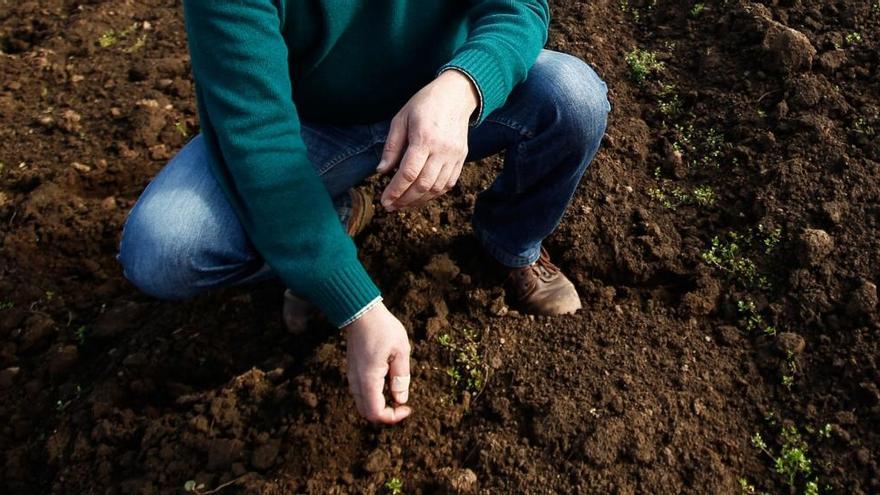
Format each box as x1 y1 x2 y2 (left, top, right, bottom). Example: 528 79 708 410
18 314 55 352
363 448 390 474
206 439 244 471
71 162 91 173
817 49 846 73
424 253 460 283
0 367 20 389
489 296 508 317
231 462 247 476
251 440 280 471
48 345 79 378
761 21 816 74
776 332 806 356
438 467 478 494
846 280 878 317
798 228 833 266
92 302 150 338
100 196 117 211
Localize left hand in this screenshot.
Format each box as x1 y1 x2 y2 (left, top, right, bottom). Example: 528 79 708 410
377 69 479 211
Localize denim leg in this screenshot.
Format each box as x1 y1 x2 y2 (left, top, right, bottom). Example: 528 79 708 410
467 50 611 268
119 124 383 300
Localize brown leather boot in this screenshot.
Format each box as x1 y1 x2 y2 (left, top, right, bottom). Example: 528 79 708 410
283 188 374 333
504 247 582 316
345 187 374 238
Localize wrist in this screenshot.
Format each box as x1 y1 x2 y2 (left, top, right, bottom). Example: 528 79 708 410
437 69 479 116
340 296 384 329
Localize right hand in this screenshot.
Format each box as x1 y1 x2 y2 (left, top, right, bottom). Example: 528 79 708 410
344 302 412 424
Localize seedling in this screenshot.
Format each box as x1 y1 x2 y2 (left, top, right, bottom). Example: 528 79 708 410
175 121 189 137
751 426 819 493
657 83 683 127
692 185 716 206
97 23 138 49
384 477 404 495
0 300 13 311
184 480 204 493
75 325 88 346
737 299 777 335
626 49 665 84
844 32 862 46
98 30 119 48
853 118 876 137
703 235 768 289
738 478 757 494
437 329 486 396
690 3 706 17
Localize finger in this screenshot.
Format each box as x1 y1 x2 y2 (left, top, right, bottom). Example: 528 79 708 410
381 145 430 211
377 115 408 174
427 159 456 201
446 160 464 191
388 347 411 405
393 154 445 209
363 372 412 424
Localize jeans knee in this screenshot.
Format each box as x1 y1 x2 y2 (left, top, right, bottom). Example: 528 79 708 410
119 222 192 301
536 51 611 147
118 199 218 300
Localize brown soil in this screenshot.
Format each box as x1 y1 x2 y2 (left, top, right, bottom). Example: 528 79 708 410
1 0 879 493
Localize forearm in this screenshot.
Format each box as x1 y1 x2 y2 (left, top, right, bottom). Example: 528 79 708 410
440 0 550 123
183 0 380 326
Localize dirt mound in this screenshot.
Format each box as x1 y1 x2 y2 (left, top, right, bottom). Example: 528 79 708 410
1 0 879 493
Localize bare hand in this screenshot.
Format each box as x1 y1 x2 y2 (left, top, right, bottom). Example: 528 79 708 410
377 69 479 211
344 302 412 424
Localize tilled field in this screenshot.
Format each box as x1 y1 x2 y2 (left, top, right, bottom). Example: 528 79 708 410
1 0 878 493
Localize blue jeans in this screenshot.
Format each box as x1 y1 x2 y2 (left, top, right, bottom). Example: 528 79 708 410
119 50 610 300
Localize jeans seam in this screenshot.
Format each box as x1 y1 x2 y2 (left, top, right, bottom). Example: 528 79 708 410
483 116 535 139
315 141 378 177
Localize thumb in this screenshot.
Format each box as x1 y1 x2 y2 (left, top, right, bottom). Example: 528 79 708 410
377 115 407 174
388 342 412 405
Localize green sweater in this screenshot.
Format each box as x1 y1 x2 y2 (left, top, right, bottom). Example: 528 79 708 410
181 0 550 327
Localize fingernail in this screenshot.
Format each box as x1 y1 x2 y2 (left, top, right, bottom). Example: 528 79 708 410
376 160 387 172
394 390 409 404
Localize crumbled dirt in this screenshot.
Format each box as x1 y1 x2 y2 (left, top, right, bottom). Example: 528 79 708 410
1 0 879 494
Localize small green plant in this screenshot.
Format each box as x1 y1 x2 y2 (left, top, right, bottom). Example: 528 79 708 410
657 83 683 124
648 184 715 209
702 235 768 289
75 325 88 346
97 23 138 49
759 224 782 254
782 374 794 390
692 185 716 206
845 32 862 46
384 477 404 495
98 30 119 48
818 424 832 439
175 121 189 137
737 299 777 335
626 49 665 84
691 3 706 17
873 0 880 14
752 426 818 493
0 300 13 311
853 118 876 136
183 480 204 493
738 478 756 494
437 329 486 395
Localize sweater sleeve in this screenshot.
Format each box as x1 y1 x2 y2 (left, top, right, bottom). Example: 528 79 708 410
182 0 380 327
439 0 550 125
